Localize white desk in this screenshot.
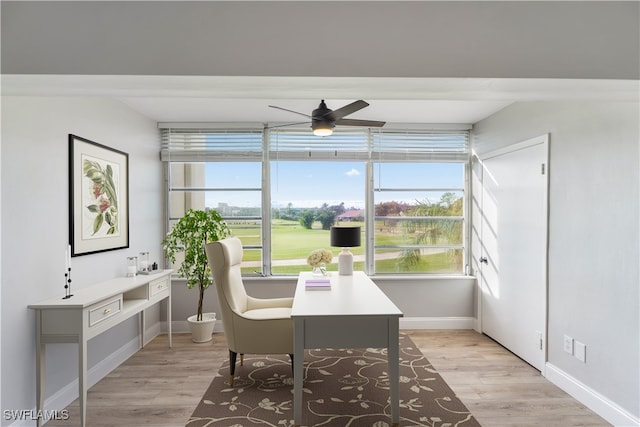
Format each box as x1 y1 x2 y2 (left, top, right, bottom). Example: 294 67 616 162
291 271 403 427
28 270 173 427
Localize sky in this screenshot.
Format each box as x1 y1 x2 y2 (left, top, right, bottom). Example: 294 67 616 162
204 161 463 209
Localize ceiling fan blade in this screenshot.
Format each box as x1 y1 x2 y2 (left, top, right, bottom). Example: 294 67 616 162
268 105 312 119
335 118 386 127
266 121 311 129
327 100 369 121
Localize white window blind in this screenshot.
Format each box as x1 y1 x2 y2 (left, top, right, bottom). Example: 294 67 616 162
160 127 264 161
160 127 469 162
269 130 370 160
372 130 469 162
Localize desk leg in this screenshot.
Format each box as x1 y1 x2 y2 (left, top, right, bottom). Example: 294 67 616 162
78 334 87 427
293 318 304 426
140 310 145 348
35 311 45 427
388 317 400 427
167 294 172 348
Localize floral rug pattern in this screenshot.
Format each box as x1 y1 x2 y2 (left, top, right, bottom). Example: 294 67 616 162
187 334 480 427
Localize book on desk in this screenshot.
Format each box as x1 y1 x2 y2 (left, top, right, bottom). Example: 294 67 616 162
305 278 331 290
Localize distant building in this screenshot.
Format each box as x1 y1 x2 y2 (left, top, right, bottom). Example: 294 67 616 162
337 209 364 222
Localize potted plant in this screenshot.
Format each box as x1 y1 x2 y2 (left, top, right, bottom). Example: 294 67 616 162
162 208 231 342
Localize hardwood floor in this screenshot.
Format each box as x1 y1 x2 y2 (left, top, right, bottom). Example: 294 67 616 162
49 330 610 427
407 330 610 427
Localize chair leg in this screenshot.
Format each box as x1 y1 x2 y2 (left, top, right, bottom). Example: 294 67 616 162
240 354 244 366
229 350 238 386
289 353 294 376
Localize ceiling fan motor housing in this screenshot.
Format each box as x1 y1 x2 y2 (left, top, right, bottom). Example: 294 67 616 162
311 100 335 131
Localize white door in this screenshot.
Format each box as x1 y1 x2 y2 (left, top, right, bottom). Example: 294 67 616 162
479 135 548 371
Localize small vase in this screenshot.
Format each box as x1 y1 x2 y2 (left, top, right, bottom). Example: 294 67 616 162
312 263 327 277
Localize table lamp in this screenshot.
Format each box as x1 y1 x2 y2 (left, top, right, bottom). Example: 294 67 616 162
330 226 361 275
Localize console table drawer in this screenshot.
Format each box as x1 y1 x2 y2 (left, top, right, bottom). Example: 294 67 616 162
88 297 122 327
149 277 169 297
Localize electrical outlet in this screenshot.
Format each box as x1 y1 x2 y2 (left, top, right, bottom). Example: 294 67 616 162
563 335 574 355
574 341 586 363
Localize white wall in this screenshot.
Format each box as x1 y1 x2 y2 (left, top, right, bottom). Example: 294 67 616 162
169 276 477 333
472 101 639 424
1 97 162 425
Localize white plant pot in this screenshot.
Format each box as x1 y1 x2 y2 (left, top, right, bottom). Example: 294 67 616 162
187 312 217 343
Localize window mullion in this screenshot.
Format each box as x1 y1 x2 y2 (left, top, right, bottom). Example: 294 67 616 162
262 130 271 276
365 151 375 275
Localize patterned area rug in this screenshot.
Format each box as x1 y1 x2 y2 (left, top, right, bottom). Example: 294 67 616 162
187 334 480 427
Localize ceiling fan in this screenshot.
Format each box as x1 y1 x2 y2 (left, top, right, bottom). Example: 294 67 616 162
268 99 386 136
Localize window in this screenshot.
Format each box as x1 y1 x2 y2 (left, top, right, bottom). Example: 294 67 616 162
373 162 465 274
270 160 366 275
162 125 469 276
163 128 263 274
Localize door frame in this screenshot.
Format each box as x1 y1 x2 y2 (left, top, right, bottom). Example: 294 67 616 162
475 134 550 370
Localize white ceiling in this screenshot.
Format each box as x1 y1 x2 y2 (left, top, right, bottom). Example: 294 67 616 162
3 75 638 125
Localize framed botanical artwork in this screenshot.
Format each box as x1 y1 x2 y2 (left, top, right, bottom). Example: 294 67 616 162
69 134 129 256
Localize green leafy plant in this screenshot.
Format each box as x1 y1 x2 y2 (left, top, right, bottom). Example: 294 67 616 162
162 209 231 321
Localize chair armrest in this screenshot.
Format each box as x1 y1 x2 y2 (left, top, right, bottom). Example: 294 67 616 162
246 296 294 310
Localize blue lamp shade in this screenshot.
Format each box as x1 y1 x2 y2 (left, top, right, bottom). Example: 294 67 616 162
330 226 361 275
330 226 361 248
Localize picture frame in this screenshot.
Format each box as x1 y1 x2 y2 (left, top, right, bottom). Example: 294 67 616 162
69 134 129 256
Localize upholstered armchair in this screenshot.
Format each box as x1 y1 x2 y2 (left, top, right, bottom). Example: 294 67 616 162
204 237 294 386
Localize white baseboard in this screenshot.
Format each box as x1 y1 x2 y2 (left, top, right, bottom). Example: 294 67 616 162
545 363 639 427
399 316 475 329
143 322 161 346
169 319 224 334
14 328 160 427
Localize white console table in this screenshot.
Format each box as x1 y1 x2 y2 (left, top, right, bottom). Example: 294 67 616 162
28 269 173 427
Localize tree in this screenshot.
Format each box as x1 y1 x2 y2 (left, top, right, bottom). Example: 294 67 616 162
162 209 231 321
375 200 410 216
399 193 463 270
316 208 336 230
330 202 346 216
299 210 315 229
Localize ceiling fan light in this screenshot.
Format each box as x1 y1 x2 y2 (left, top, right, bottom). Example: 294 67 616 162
313 126 333 137
311 117 334 137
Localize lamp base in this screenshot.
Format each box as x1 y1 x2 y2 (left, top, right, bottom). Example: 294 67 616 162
338 248 353 276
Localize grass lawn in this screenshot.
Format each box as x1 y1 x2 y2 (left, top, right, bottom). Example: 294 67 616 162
231 219 365 260
230 218 460 274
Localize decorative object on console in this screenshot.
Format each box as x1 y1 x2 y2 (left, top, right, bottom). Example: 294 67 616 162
63 245 73 299
307 249 332 276
162 208 231 342
69 134 129 256
126 256 137 277
330 226 361 276
138 251 150 274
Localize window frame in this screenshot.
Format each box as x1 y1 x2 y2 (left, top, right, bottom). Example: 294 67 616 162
162 125 471 277
368 161 468 275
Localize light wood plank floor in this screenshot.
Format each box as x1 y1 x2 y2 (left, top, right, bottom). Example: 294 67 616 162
48 330 610 427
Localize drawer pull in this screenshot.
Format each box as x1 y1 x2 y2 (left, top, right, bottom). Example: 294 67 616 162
157 284 163 289
103 308 111 315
